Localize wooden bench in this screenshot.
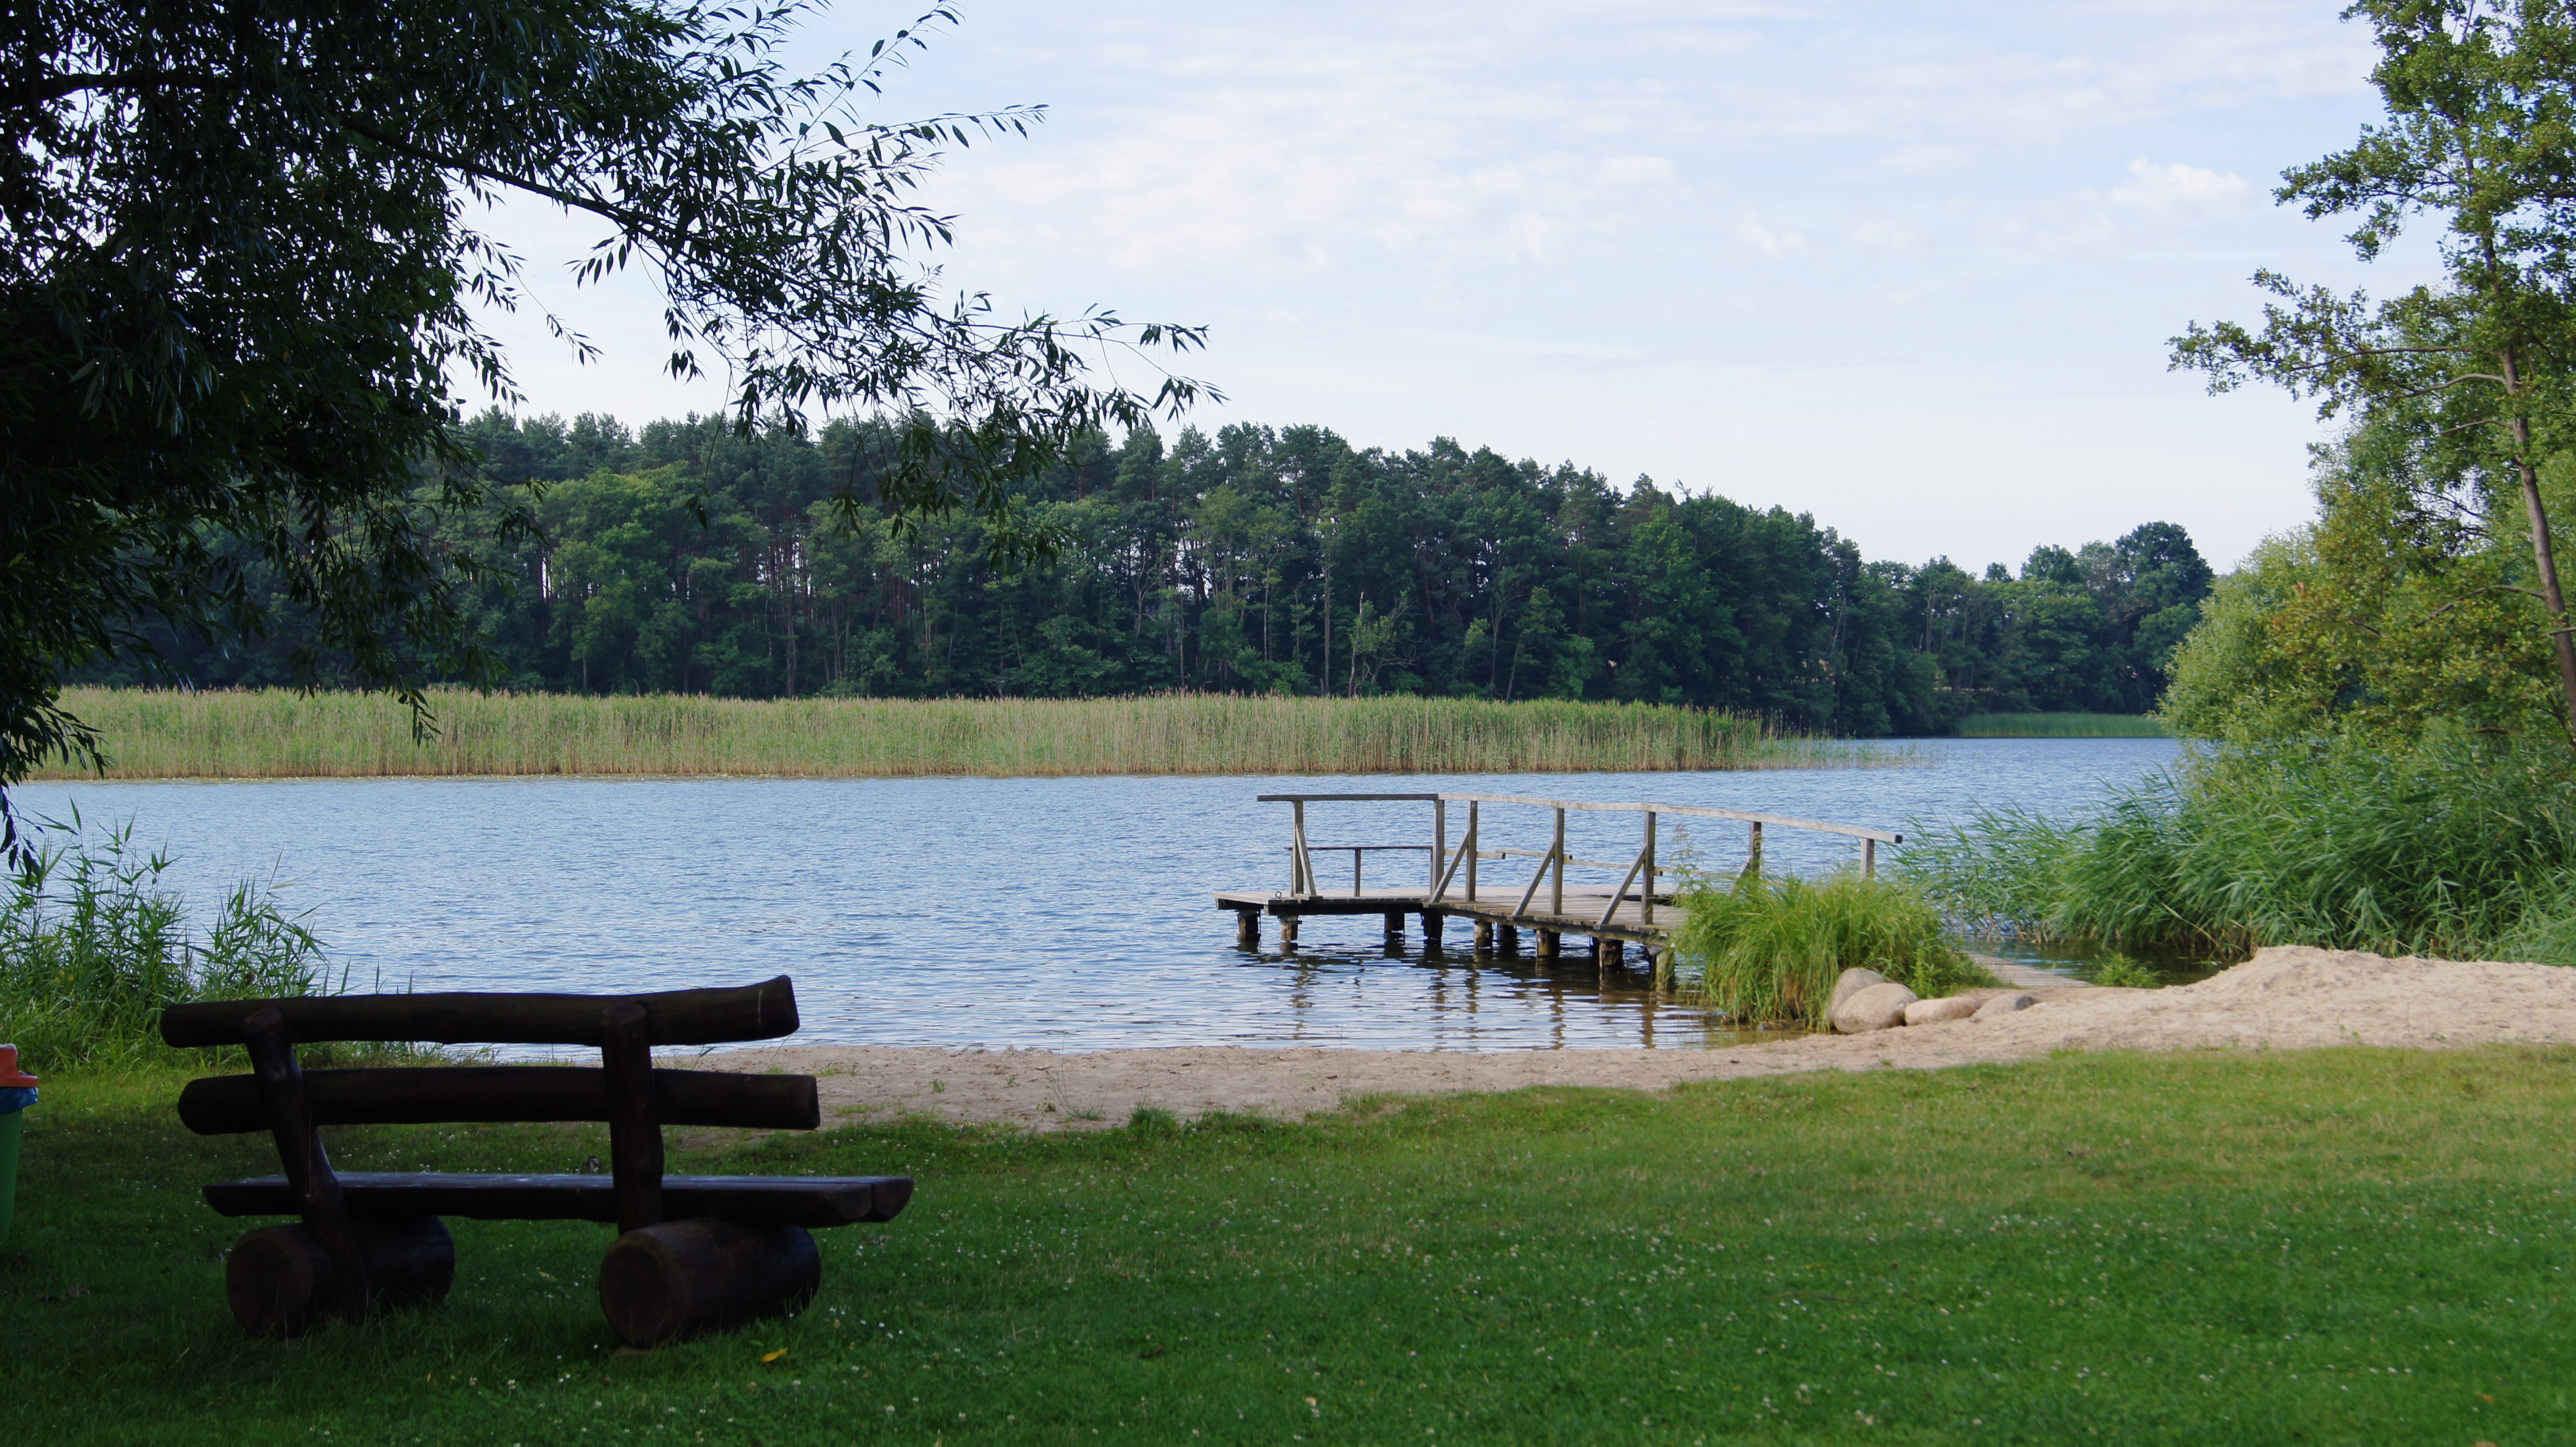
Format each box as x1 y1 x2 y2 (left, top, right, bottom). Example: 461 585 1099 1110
160 975 909 1345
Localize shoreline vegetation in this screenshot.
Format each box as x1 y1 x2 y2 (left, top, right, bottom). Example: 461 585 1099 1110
30 687 1883 781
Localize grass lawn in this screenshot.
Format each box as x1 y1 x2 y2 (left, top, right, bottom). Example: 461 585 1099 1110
4 1048 2572 1444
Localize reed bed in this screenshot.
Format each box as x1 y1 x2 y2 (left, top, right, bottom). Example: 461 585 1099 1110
1951 712 2171 738
34 688 1875 780
1901 729 2576 962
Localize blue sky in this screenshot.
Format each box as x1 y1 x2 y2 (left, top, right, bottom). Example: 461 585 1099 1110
474 1 2430 573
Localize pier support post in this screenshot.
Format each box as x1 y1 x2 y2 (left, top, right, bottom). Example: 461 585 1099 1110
1279 914 1300 947
1596 937 1625 976
1236 910 1260 949
1536 929 1560 965
1473 920 1493 956
1383 912 1405 952
1422 912 1445 954
1496 924 1519 958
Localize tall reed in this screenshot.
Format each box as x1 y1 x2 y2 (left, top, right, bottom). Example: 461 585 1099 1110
34 688 1873 780
0 816 329 1071
1902 730 2576 961
1672 871 1988 1024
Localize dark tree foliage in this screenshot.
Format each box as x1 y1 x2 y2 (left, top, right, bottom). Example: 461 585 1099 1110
0 1 1206 855
90 412 2214 735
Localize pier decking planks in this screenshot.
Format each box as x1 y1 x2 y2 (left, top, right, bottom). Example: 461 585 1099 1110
1213 887 1684 951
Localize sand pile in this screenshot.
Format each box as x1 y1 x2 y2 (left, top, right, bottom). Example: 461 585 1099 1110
712 946 2576 1130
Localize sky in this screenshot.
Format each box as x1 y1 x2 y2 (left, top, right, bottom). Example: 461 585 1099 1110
469 0 2434 575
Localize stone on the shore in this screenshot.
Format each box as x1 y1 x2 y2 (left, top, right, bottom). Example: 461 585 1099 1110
1903 995 1980 1026
1832 981 1917 1033
1828 967 1890 1016
1974 991 2037 1020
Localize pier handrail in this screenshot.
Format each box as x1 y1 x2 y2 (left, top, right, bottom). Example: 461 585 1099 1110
1430 793 1899 844
1256 789 1902 920
1255 791 1898 844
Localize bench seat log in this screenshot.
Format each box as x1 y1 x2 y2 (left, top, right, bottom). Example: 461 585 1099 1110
159 976 800 1049
205 1171 913 1228
178 1067 819 1135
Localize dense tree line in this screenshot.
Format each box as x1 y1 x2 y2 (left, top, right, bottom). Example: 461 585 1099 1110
84 412 2215 736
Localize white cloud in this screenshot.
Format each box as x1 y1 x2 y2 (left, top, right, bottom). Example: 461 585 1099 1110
2107 158 2255 221
1844 219 1924 253
1735 212 1809 257
1879 144 1972 174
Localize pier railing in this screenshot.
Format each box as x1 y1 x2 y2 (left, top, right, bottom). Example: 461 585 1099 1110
1255 791 1902 934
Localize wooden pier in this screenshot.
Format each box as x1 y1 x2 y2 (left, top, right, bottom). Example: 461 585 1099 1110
1214 791 1903 976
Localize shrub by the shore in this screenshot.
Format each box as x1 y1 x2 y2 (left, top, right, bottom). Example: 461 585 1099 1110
1673 870 1989 1024
1902 729 2576 962
0 820 328 1071
31 687 1869 780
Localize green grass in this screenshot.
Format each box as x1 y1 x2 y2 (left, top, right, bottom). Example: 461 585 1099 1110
7 1048 2574 1443
1950 714 2170 738
1673 871 1992 1023
33 687 1870 780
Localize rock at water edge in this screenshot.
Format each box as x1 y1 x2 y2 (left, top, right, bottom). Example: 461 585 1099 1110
1973 992 2037 1020
1832 981 1918 1033
1904 995 1980 1027
1828 968 1890 1016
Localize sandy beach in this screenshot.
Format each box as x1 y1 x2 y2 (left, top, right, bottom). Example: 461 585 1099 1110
710 945 2576 1129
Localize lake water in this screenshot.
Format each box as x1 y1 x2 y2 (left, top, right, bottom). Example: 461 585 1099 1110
13 738 2179 1052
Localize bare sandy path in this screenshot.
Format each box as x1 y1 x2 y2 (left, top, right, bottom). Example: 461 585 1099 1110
709 947 2576 1130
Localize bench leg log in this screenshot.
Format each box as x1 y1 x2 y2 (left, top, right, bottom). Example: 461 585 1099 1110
226 1215 455 1337
599 1218 821 1347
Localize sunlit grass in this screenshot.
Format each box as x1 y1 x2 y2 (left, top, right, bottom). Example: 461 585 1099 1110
9 1048 2576 1442
34 688 1877 780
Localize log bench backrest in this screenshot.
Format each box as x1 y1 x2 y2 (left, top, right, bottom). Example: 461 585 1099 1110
159 975 800 1048
159 976 812 1321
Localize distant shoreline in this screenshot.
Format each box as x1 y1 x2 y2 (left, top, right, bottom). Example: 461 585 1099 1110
1950 711 2170 738
32 687 1892 781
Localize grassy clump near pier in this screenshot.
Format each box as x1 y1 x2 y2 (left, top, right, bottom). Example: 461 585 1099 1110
7 1046 2573 1443
30 687 1867 781
1950 712 2171 738
1673 871 1991 1023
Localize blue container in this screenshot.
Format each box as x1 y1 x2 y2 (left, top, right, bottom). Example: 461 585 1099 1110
0 1087 31 1243
0 1044 36 1243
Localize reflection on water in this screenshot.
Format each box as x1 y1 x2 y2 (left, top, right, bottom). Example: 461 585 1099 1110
14 738 2178 1051
1976 936 2225 988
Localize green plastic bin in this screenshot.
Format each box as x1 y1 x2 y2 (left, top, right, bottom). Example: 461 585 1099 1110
0 1045 37 1243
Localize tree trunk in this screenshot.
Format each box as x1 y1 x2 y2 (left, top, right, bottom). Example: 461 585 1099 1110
2502 351 2576 737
